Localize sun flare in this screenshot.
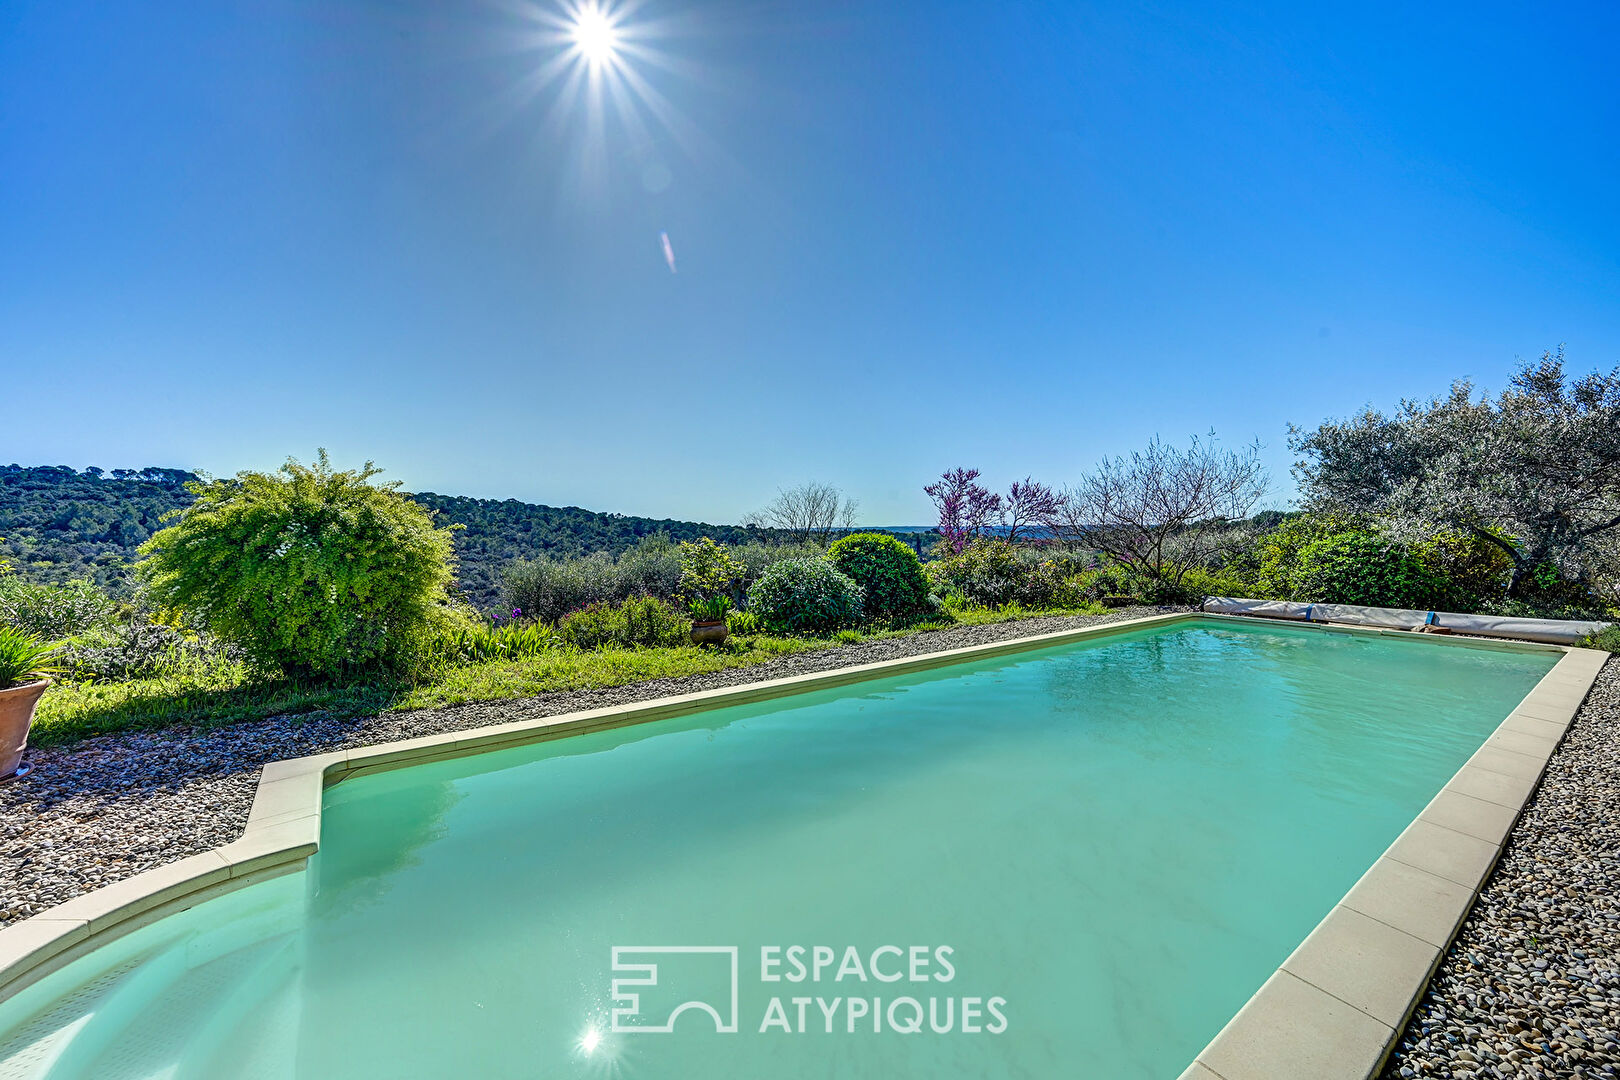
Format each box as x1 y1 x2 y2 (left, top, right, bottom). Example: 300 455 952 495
570 5 620 65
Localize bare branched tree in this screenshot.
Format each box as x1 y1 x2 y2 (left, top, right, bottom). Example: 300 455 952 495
1001 478 1058 545
1042 435 1269 586
746 482 859 545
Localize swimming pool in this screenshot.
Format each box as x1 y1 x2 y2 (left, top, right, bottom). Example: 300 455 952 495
0 617 1567 1078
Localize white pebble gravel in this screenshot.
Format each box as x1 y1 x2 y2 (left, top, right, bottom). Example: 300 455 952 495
1384 654 1620 1079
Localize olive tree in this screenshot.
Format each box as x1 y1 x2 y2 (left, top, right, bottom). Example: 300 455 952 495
139 451 457 678
1290 350 1620 598
1042 435 1269 588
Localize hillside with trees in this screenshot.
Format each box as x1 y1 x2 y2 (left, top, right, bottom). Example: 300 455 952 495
0 464 792 609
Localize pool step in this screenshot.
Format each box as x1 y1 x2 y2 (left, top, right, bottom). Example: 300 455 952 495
0 881 306 1080
0 932 296 1080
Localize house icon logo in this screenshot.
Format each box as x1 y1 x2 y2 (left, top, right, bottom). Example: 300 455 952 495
610 946 740 1034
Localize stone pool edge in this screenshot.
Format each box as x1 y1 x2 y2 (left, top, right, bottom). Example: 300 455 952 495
0 609 1200 1004
1179 639 1610 1080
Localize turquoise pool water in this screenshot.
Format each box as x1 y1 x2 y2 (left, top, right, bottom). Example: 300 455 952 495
0 619 1558 1079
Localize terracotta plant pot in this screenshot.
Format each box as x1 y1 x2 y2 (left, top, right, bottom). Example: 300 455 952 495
0 679 50 780
689 620 730 647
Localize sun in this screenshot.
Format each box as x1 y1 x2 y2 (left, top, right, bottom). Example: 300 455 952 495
570 4 620 65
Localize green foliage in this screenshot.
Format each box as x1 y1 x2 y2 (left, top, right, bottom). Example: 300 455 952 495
1287 532 1455 610
678 537 745 602
745 558 863 634
827 533 932 624
1291 350 1620 601
1410 529 1512 609
1152 567 1259 605
1069 562 1140 603
0 625 63 688
726 609 762 635
926 539 1025 607
557 596 687 649
1250 515 1551 613
1253 514 1358 598
61 617 238 682
503 538 835 623
614 535 683 600
437 618 558 665
927 539 1098 609
727 541 830 591
502 552 620 623
687 594 732 622
1579 624 1620 653
0 577 116 640
0 466 196 593
138 452 458 679
1020 554 1114 608
0 465 801 609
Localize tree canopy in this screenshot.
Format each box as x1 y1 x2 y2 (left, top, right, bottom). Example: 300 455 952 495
1 464 794 609
1290 350 1620 597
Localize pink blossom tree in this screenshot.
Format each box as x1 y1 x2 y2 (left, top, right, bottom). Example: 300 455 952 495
924 468 1003 553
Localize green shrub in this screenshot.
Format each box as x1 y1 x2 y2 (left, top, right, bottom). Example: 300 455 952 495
726 609 762 635
614 535 683 601
678 537 745 603
1021 555 1121 609
1168 567 1261 603
0 626 64 688
745 558 863 634
727 541 828 592
1289 532 1454 610
1580 624 1620 653
557 596 686 649
1410 530 1512 609
502 552 618 624
926 539 1026 607
62 617 239 681
501 537 691 623
1136 567 1261 605
0 578 116 640
138 452 457 679
827 533 931 624
1254 514 1361 598
436 617 558 665
1070 563 1139 603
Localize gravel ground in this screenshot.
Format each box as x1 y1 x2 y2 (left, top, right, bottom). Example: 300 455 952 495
0 607 1171 928
3 609 1615 1080
1384 652 1620 1080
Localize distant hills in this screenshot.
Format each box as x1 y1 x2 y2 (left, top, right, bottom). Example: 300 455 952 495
0 465 813 609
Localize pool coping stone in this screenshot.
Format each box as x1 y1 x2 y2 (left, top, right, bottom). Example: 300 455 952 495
1179 640 1608 1080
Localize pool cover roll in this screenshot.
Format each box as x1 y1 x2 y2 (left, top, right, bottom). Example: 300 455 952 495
1200 597 1609 646
1200 598 1314 621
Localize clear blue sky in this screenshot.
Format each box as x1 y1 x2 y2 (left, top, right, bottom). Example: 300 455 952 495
3 1 1617 524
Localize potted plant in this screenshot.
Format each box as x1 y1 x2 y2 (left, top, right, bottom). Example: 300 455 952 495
0 627 62 781
687 595 732 646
